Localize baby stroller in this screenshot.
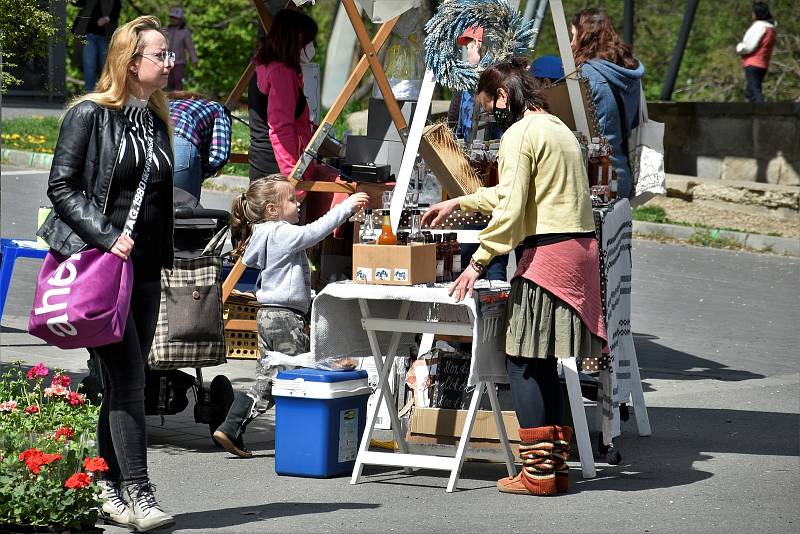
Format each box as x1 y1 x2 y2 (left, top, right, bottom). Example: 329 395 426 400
81 187 234 444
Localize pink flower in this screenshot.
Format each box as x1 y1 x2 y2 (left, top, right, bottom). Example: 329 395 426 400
26 363 49 381
0 400 18 412
51 373 71 388
24 404 40 414
44 384 69 398
67 391 85 406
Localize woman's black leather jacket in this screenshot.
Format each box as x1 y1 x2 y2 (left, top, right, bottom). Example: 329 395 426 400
37 100 174 268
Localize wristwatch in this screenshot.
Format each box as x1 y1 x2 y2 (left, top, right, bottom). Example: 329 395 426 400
469 258 486 275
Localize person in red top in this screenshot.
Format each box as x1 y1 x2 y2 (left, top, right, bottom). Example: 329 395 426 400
736 1 777 103
247 9 342 222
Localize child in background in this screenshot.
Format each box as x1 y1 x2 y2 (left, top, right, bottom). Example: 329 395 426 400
166 7 198 90
213 175 369 458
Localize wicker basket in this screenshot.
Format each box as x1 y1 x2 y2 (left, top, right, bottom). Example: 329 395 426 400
223 290 260 360
420 122 483 197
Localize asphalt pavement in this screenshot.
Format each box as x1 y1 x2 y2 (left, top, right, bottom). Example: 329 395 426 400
1 167 798 533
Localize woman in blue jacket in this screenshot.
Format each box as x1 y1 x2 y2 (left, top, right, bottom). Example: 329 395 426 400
571 8 644 199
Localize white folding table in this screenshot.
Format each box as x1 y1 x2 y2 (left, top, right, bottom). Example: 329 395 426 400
309 282 516 492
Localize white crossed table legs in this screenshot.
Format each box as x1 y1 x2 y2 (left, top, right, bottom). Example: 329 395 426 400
349 299 516 492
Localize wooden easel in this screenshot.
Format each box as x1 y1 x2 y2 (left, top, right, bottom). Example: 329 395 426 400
221 0 416 315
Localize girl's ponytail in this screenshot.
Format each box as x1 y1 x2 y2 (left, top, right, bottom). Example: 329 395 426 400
229 193 252 261
228 174 291 261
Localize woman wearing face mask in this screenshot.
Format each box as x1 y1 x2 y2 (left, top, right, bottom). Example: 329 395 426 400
248 9 316 190
422 59 606 496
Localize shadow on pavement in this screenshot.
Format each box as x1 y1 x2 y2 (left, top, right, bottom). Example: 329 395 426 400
169 502 381 530
634 332 765 390
355 405 798 494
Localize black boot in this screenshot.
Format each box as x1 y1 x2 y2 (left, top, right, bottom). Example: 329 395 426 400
213 393 258 458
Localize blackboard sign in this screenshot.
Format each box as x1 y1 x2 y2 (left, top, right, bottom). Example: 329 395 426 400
432 352 470 409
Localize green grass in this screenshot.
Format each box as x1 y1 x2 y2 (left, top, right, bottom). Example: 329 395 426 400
2 116 61 153
632 204 782 237
631 205 669 224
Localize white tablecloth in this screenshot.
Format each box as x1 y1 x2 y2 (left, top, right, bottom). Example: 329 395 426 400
310 280 510 386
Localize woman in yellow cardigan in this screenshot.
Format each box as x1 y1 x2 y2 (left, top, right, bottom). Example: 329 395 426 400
422 59 606 497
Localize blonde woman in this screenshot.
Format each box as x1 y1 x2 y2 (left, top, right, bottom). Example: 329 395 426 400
38 16 176 532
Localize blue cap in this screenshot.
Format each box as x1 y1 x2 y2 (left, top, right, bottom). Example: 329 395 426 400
531 55 564 80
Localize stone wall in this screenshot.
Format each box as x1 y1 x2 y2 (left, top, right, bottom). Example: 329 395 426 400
648 102 800 186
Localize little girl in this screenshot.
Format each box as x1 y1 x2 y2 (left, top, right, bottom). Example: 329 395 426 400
214 175 369 457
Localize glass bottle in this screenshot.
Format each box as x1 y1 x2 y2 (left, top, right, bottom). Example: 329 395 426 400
587 137 601 187
450 233 462 278
377 209 397 245
408 209 426 245
359 208 377 244
434 234 444 283
442 233 453 282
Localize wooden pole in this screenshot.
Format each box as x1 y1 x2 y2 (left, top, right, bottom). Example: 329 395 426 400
224 62 256 109
341 0 408 138
287 14 400 184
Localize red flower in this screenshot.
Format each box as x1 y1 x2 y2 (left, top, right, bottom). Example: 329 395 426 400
67 391 85 406
83 457 109 473
54 426 75 441
51 373 71 388
24 405 40 414
64 472 92 489
18 448 62 475
26 363 49 381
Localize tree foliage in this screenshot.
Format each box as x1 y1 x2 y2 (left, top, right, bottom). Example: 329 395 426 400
528 0 799 102
0 0 58 92
51 0 798 102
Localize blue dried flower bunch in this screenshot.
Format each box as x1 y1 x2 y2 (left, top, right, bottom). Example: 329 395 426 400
424 0 534 92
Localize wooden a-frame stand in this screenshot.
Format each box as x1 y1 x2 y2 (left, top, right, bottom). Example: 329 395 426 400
221 0 414 323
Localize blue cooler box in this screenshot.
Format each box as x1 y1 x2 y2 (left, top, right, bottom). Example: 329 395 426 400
273 368 371 478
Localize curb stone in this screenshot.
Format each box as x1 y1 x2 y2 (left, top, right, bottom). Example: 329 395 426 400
633 220 799 256
1 148 54 170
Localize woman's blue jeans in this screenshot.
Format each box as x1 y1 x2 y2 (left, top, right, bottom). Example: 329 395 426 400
173 136 204 199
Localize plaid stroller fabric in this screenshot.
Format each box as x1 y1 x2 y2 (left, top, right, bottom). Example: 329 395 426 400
149 227 228 370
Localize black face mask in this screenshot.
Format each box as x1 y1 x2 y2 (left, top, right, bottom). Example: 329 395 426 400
492 95 514 131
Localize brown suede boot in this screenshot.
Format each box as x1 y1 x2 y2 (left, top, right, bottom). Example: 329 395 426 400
496 472 531 495
518 426 558 496
552 425 574 493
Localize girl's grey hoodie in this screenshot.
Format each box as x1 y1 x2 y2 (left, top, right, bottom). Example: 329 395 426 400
243 197 357 314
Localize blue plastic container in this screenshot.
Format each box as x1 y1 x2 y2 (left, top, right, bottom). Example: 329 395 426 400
273 368 371 478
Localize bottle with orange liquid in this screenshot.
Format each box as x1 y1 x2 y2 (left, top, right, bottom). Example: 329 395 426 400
377 209 397 245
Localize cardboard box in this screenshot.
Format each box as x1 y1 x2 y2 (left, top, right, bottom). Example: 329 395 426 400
353 243 436 286
408 406 520 441
406 406 522 461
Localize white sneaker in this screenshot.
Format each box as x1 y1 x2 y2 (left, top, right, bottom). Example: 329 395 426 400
126 482 175 532
97 479 131 526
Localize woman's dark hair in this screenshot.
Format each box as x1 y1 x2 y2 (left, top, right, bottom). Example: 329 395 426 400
752 1 774 22
255 9 318 73
476 58 548 122
571 8 639 69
